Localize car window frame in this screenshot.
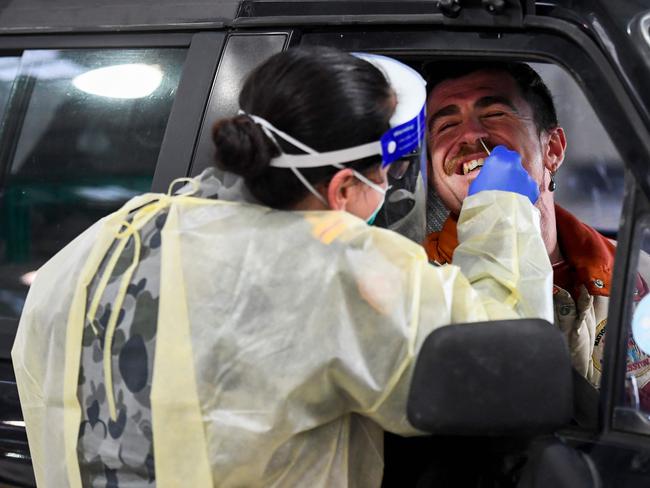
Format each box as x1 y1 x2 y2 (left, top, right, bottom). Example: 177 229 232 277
289 22 650 440
608 174 650 438
0 30 226 356
189 30 293 178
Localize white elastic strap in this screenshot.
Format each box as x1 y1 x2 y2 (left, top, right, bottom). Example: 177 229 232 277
356 172 387 195
238 110 283 151
334 163 387 196
270 141 382 168
241 112 329 205
287 164 385 207
241 111 386 202
243 111 317 155
291 166 328 206
241 111 382 168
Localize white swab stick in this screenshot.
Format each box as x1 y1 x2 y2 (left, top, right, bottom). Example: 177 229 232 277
479 138 491 155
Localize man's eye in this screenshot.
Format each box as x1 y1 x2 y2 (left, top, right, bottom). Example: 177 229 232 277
483 111 505 118
437 122 458 133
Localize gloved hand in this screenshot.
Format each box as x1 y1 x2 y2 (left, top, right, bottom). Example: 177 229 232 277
467 145 539 205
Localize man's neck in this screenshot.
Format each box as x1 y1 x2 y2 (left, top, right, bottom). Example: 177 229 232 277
538 194 563 265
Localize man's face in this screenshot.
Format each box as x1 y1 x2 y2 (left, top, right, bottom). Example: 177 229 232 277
427 70 547 215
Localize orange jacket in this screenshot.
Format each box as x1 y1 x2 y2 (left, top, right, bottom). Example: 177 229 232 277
424 205 615 297
423 204 650 407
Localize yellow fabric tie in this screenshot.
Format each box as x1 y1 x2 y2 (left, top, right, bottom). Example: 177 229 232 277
84 177 200 420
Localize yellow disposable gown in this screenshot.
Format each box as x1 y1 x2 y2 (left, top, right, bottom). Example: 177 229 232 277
12 178 552 487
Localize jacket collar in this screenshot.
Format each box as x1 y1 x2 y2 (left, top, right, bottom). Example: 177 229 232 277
423 214 459 265
424 203 634 298
554 205 615 297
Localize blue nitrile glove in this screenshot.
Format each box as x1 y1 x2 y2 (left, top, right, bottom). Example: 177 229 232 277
467 145 539 205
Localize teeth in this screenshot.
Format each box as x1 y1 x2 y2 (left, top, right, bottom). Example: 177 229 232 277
462 158 485 175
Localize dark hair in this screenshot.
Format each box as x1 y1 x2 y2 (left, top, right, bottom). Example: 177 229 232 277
212 47 394 209
423 60 558 133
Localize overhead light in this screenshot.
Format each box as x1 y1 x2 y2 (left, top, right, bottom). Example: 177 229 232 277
73 63 163 99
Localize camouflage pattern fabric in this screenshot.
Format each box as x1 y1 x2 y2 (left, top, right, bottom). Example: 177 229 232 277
74 169 246 487
76 209 168 487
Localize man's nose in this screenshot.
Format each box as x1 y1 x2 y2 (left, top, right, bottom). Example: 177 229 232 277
458 116 489 146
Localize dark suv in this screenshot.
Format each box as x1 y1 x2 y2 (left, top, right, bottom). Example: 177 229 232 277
1 1 650 486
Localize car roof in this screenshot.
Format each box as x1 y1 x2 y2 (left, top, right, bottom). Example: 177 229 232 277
0 0 642 34
2 0 648 165
0 0 241 33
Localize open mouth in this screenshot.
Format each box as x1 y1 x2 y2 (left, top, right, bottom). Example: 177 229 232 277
461 158 485 175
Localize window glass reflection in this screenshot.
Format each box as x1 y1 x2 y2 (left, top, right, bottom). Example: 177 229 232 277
625 228 650 413
531 63 624 237
0 48 186 319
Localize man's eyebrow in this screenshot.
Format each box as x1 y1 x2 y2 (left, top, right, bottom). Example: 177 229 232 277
427 104 459 132
475 95 518 112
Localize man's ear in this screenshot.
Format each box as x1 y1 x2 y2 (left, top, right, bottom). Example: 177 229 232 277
327 168 358 211
543 126 567 173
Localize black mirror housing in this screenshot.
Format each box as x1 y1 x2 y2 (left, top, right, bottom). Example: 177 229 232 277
407 319 573 436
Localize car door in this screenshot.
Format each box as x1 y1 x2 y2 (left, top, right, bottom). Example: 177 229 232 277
540 171 650 488
0 29 226 487
523 3 650 486
224 1 650 485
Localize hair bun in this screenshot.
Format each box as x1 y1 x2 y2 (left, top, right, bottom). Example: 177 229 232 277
212 114 278 179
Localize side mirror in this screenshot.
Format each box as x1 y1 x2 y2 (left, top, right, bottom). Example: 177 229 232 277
407 319 573 436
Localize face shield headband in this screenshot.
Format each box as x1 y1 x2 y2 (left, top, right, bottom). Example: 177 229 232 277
239 53 427 207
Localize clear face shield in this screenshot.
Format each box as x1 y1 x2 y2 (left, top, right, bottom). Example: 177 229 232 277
371 108 427 244
347 53 427 243
243 53 428 243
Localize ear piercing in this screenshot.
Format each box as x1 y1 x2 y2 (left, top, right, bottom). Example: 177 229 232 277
548 171 557 192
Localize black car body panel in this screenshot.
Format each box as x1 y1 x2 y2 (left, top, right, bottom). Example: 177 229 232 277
0 0 239 33
1 0 650 486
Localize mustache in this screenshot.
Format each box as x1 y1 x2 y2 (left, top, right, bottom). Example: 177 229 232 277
444 144 490 176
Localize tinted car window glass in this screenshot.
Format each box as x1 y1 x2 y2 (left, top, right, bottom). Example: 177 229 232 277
191 33 287 176
0 48 186 319
625 226 650 417
531 63 624 236
0 57 21 118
